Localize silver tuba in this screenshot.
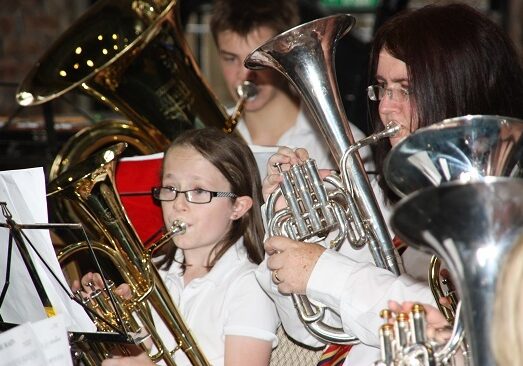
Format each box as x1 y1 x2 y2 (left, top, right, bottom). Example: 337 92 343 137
245 14 403 343
376 115 523 365
386 114 523 319
387 178 523 366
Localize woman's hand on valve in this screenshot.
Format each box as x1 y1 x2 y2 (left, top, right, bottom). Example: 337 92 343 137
264 236 325 294
262 146 310 202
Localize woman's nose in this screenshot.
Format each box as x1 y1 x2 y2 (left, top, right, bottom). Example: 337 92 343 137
378 94 401 115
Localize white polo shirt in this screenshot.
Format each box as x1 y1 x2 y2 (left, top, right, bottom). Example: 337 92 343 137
234 105 373 172
153 239 279 366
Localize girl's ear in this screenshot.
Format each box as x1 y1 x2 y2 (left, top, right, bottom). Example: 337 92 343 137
230 196 253 220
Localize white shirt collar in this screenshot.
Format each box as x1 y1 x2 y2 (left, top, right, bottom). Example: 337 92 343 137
170 238 248 284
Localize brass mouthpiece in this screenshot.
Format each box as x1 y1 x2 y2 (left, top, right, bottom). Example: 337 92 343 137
224 81 258 133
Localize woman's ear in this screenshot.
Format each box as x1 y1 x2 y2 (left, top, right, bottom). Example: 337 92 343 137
230 196 253 220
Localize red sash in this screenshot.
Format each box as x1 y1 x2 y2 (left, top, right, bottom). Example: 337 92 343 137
317 344 352 366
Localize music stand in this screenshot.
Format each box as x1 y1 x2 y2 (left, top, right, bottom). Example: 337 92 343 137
0 201 133 345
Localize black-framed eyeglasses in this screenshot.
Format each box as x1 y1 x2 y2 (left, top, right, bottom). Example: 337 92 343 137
151 186 237 204
367 84 412 102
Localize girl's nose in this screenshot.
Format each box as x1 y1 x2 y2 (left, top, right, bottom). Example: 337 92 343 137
171 192 189 211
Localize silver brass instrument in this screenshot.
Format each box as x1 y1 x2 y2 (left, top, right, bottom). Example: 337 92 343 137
384 115 523 197
48 143 210 366
384 114 523 324
374 303 465 366
379 115 523 364
245 14 403 343
386 178 523 366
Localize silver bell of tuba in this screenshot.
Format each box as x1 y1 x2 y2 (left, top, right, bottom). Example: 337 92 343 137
245 14 403 344
388 177 523 366
384 114 523 198
380 114 523 360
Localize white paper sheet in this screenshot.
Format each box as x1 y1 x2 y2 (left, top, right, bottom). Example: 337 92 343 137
0 315 73 366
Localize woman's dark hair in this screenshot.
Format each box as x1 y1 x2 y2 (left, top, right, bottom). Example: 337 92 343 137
368 3 523 201
156 128 265 270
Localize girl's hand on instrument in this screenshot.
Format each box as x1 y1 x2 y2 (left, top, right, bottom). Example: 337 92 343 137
264 236 325 294
71 272 132 299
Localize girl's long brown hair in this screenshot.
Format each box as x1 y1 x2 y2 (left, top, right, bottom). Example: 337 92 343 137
156 128 265 270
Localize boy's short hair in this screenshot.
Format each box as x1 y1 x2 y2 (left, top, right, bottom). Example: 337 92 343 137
209 0 300 42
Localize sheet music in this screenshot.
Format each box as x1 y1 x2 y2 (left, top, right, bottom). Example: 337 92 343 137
0 167 96 332
0 315 72 366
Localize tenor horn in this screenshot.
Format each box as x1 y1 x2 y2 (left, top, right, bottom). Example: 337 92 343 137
390 178 523 366
47 143 210 366
245 14 403 343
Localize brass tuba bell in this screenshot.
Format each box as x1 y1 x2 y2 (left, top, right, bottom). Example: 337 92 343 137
15 0 230 179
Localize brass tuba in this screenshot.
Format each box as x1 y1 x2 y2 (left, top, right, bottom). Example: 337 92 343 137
245 14 403 344
48 142 210 366
15 0 230 179
15 0 243 243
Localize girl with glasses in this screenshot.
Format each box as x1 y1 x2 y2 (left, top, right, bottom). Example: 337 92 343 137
82 128 278 366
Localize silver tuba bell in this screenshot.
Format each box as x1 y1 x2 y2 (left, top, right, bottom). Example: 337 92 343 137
245 14 403 344
384 114 523 197
387 178 523 366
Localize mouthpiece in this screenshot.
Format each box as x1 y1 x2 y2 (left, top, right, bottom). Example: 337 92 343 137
169 220 187 236
236 81 258 100
382 121 402 138
147 220 186 255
